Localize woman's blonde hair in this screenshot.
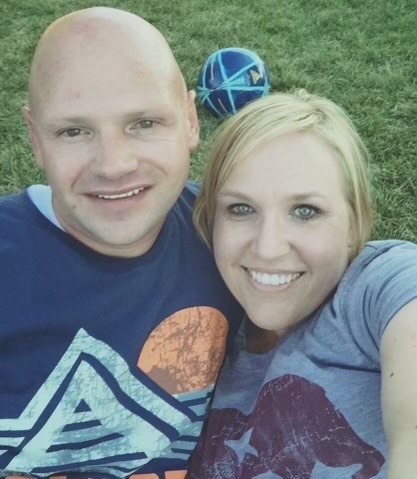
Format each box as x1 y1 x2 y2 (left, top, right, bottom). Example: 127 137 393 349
194 90 373 260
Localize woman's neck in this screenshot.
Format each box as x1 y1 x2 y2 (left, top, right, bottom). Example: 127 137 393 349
245 321 281 354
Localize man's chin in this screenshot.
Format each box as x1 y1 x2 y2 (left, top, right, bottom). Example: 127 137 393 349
75 226 163 257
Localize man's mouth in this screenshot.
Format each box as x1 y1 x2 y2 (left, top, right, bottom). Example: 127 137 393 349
96 187 145 200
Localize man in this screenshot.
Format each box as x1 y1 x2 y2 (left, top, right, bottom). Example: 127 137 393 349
0 7 241 478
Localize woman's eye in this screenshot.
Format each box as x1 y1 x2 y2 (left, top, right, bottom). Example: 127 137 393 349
228 204 254 216
294 205 319 220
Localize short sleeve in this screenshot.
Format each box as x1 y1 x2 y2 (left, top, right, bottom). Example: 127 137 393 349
339 241 417 348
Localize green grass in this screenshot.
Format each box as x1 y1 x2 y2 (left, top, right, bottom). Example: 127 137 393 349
0 0 415 241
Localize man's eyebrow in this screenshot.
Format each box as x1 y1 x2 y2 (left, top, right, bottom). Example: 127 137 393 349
44 108 169 125
41 116 89 127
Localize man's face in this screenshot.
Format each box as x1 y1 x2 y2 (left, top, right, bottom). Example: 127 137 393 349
24 46 199 257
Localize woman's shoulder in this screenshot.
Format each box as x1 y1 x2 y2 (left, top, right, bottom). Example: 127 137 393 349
335 239 417 342
348 239 417 277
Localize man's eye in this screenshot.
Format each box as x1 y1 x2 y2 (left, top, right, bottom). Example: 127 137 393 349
62 128 82 137
294 205 319 220
228 204 254 216
135 120 155 129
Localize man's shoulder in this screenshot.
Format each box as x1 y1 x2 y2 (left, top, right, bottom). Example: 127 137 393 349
0 189 27 203
0 190 36 263
179 181 200 203
172 181 201 218
0 189 31 220
0 188 54 246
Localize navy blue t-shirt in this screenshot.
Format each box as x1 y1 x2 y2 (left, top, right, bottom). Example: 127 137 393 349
0 183 242 479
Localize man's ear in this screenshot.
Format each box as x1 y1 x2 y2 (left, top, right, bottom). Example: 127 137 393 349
22 106 44 169
186 90 200 151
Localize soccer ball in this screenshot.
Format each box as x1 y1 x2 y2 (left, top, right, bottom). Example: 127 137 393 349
197 47 271 118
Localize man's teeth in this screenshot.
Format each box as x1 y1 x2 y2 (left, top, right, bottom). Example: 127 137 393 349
249 270 301 286
97 188 144 200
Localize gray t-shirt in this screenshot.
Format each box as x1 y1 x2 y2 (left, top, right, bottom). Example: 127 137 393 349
187 240 417 479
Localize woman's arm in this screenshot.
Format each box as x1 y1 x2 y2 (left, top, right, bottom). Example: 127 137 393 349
381 298 417 479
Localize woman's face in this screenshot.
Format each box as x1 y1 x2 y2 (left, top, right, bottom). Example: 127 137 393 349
212 131 354 338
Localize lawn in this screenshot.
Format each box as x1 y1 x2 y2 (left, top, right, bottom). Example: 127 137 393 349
0 0 415 241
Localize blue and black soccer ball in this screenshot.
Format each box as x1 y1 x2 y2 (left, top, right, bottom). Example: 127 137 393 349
198 47 271 118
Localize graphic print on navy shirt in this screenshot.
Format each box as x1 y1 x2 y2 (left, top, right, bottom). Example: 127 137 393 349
0 307 229 478
188 374 385 479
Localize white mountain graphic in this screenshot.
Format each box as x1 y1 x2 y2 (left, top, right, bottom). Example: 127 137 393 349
0 329 203 476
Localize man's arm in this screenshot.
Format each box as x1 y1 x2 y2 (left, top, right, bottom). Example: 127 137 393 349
381 298 417 478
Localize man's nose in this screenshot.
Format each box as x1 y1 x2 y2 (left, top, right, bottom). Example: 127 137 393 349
91 131 137 179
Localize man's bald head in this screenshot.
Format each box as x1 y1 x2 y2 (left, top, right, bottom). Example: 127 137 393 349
28 7 187 117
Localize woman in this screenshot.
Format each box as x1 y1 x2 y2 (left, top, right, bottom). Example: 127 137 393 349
187 91 417 479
